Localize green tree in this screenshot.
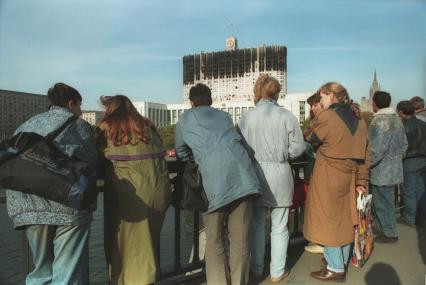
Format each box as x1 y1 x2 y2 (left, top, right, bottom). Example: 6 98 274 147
159 124 176 150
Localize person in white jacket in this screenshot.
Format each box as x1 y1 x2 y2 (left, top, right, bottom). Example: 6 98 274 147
238 74 305 283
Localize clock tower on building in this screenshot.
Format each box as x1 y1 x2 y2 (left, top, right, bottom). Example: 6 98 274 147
225 36 237 51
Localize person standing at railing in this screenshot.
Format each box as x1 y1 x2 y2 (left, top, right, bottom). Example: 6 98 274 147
368 91 407 243
6 83 98 285
304 82 369 282
411 96 426 122
95 95 172 285
303 92 325 256
396 100 426 227
175 83 261 285
237 74 305 283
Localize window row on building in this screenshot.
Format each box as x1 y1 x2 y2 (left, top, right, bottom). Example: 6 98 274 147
134 93 311 128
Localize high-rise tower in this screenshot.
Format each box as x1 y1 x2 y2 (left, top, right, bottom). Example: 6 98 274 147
361 70 382 112
369 70 381 101
182 37 287 103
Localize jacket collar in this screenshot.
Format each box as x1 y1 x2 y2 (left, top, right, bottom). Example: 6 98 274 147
329 103 350 109
374 107 396 116
49 105 72 113
257 98 278 106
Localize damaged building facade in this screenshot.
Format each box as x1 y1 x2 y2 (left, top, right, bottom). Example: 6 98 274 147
183 37 287 103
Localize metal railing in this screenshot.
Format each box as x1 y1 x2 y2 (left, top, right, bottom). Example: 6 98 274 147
0 158 309 284
159 159 204 281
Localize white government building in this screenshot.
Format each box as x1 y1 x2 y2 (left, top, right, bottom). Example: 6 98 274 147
1 37 311 131
133 93 310 128
132 37 311 127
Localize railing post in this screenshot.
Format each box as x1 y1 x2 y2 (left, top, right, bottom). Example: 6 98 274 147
174 206 182 272
293 208 299 236
21 231 29 283
173 160 184 273
192 211 200 264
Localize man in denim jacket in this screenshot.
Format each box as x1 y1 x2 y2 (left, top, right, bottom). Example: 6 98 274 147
368 91 407 243
6 83 97 284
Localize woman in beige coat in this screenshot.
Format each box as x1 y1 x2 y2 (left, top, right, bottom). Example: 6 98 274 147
304 82 369 282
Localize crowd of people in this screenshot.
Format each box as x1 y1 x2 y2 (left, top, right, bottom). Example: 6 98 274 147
4 77 426 284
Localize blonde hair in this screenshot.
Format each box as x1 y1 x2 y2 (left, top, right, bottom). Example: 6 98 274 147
253 74 281 104
318 82 349 104
318 82 361 118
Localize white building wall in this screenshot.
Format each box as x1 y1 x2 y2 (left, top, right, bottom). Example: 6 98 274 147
81 111 104 126
133 101 170 128
184 70 285 104
132 92 310 128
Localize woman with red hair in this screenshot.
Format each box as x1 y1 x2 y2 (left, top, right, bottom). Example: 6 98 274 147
96 95 172 285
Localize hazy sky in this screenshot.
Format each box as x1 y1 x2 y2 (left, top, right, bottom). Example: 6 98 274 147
1 0 425 110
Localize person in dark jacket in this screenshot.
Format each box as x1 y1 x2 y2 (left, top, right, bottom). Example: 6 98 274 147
411 96 426 122
6 83 97 285
396 100 426 226
303 93 325 255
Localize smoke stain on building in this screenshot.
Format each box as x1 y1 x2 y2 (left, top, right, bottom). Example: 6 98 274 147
183 37 287 103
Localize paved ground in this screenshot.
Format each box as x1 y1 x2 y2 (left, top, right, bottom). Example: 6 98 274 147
176 223 425 285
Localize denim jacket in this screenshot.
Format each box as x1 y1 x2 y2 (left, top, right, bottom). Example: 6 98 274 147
6 107 98 229
368 107 408 186
175 106 260 213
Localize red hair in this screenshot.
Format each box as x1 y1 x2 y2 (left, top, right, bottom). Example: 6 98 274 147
100 95 158 146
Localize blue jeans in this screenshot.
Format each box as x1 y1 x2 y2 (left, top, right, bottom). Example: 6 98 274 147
324 244 351 273
401 157 426 224
249 207 289 278
371 184 397 238
25 224 90 285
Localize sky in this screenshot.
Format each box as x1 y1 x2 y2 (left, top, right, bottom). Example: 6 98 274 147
0 0 425 110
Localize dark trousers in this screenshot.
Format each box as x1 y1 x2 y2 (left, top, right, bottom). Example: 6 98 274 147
203 197 253 285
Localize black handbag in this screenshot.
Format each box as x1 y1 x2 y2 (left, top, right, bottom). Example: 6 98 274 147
0 116 97 209
181 160 208 212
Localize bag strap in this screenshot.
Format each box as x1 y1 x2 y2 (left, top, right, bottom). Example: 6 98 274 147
45 115 78 142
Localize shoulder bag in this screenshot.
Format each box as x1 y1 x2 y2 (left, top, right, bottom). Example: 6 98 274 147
0 116 97 209
180 160 208 212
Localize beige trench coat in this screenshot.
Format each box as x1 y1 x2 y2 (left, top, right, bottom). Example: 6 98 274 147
303 104 369 247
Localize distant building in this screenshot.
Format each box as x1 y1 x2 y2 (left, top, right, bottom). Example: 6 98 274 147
133 102 169 128
361 70 381 112
136 38 306 127
0 89 47 140
183 37 287 103
81 111 104 126
134 93 311 127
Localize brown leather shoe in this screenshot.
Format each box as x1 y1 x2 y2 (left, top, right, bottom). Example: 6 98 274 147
310 268 346 282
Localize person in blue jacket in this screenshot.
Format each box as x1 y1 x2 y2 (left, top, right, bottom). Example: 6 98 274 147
238 74 305 282
175 83 261 285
